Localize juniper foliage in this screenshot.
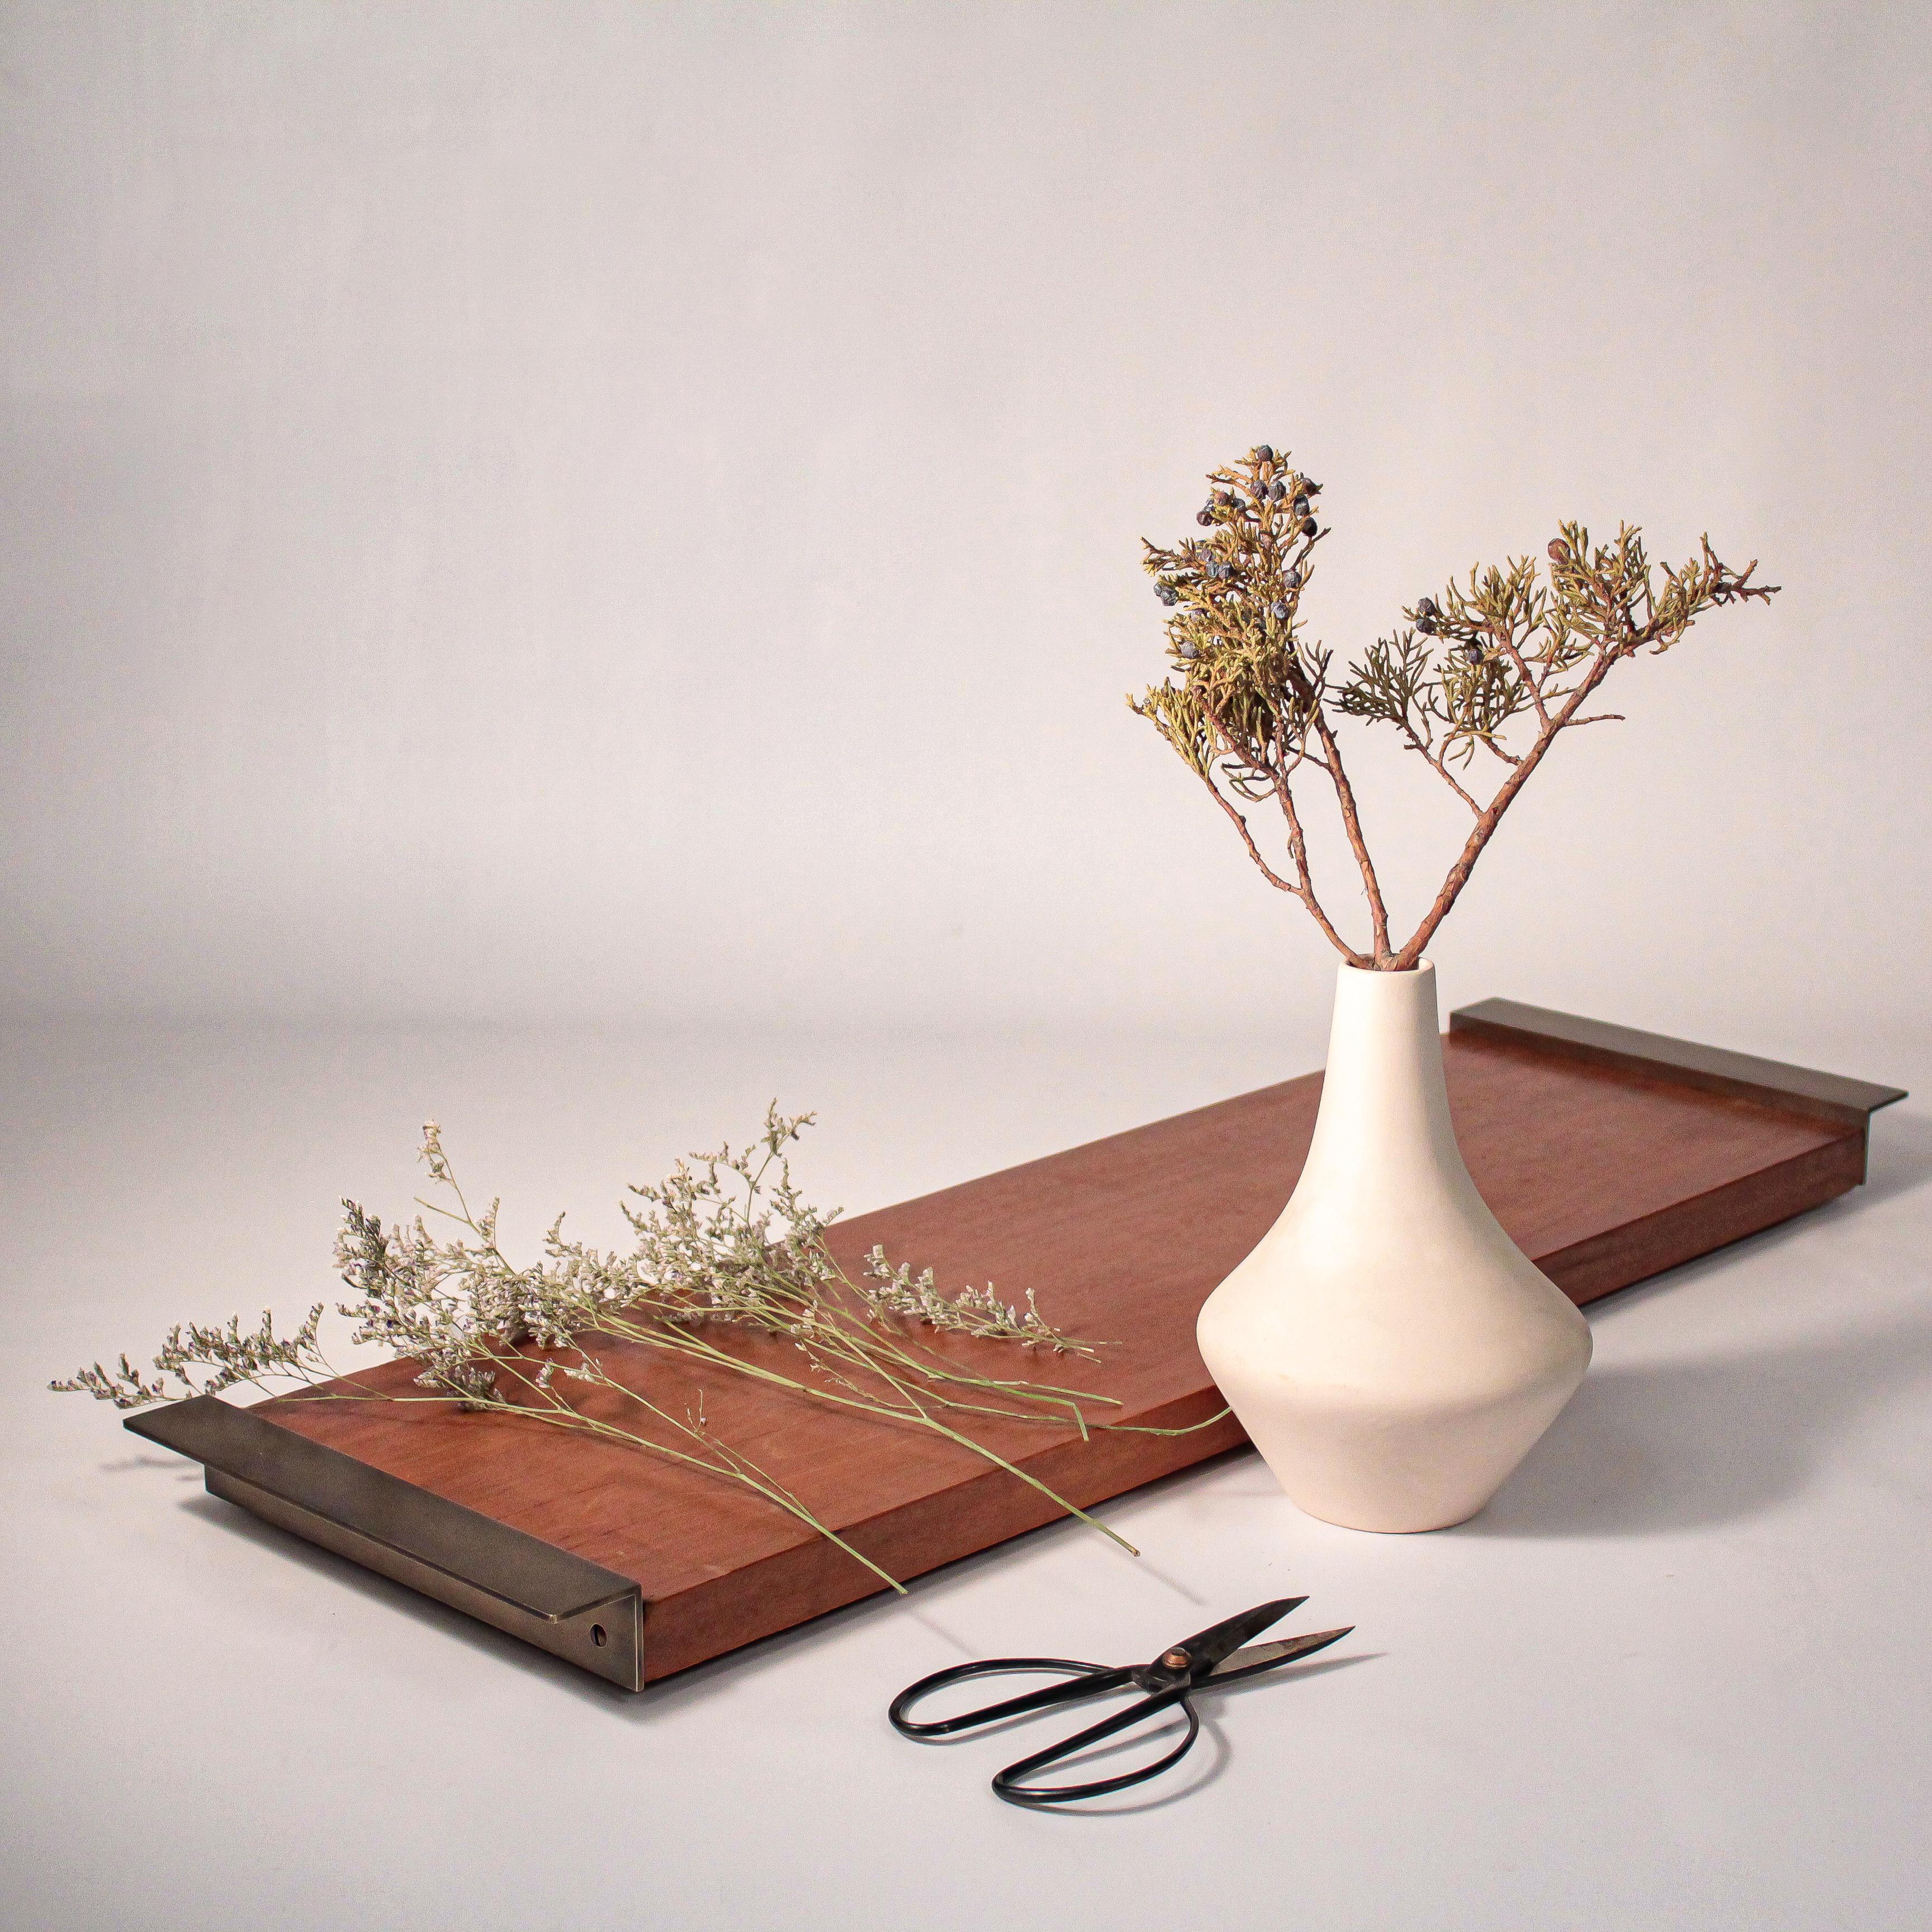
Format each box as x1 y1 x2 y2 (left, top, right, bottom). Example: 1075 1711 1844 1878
1131 447 1779 968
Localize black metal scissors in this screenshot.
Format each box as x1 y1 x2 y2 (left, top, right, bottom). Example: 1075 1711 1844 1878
888 1597 1352 1806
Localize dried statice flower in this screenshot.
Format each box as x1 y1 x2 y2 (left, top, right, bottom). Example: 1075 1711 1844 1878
54 1108 1137 1590
54 1306 329 1408
856 1248 1097 1356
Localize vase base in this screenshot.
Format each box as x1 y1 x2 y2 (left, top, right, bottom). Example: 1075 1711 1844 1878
1233 1364 1588 1537
1287 1496 1485 1535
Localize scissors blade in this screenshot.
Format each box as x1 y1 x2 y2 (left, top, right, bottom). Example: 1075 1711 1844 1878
1169 1597 1308 1677
1208 1626 1353 1680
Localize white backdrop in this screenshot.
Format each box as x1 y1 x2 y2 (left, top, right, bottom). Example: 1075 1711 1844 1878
4 1 1928 1087
8 13 1932 1932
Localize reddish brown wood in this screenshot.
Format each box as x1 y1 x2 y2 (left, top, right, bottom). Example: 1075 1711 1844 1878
254 1027 1872 1681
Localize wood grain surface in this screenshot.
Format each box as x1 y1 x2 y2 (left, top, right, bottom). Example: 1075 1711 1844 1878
257 1029 1864 1679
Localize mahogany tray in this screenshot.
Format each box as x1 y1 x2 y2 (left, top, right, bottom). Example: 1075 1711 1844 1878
129 1000 1905 1690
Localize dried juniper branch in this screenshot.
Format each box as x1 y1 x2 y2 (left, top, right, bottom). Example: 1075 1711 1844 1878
54 1108 1134 1589
1131 447 1779 968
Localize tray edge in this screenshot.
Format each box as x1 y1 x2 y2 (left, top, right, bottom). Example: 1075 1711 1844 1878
127 1395 646 1691
1450 997 1906 1158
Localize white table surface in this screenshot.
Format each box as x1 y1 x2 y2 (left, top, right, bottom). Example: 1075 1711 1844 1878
6 1020 1929 1932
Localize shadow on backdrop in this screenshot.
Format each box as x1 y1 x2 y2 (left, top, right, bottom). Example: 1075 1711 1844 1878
1467 1120 1930 1538
1467 1318 1932 1540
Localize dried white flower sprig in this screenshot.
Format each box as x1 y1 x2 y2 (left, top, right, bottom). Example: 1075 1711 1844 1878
55 1107 1131 1591
856 1248 1074 1350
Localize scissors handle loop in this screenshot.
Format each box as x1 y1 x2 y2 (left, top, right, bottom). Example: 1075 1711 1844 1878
993 1682 1200 1807
888 1657 1126 1739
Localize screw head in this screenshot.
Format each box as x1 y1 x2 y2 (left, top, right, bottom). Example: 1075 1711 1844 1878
1160 1649 1191 1671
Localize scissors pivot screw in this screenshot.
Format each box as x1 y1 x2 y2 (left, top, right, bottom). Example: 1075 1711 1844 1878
1159 1649 1190 1670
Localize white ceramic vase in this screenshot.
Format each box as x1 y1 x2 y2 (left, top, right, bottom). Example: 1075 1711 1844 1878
1196 960 1592 1532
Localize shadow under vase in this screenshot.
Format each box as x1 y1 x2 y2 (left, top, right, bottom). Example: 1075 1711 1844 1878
1459 1310 1932 1540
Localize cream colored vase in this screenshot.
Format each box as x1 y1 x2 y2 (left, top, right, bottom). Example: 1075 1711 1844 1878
1196 960 1591 1532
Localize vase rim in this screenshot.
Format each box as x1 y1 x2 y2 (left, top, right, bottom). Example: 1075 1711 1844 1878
1337 958 1434 976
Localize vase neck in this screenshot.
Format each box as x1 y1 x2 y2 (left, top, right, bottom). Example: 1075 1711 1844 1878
1300 962 1460 1184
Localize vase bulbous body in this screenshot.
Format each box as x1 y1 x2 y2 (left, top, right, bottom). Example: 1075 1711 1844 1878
1196 960 1591 1532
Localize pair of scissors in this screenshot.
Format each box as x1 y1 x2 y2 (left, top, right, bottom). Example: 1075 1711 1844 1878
888 1597 1352 1806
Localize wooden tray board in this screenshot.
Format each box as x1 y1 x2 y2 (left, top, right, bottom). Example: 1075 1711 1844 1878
128 1001 1905 1689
